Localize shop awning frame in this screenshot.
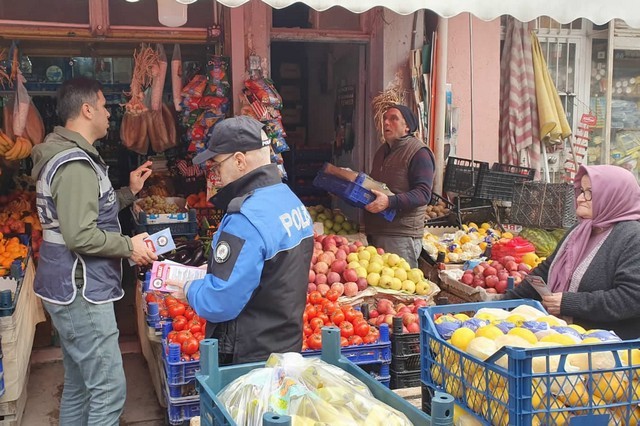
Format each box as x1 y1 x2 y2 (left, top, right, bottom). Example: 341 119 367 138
218 0 640 28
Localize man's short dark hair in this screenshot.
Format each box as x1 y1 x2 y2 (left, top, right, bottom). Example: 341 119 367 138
56 77 103 125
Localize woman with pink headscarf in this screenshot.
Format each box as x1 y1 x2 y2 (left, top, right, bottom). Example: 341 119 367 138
504 165 640 339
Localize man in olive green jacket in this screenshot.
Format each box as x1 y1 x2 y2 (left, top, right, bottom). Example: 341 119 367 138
31 77 157 425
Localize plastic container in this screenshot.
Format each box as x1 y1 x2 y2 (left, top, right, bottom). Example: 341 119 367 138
163 382 200 425
511 182 577 229
313 168 396 222
420 300 640 426
302 323 391 364
390 368 421 390
474 163 536 202
443 156 488 197
196 326 453 426
391 332 421 357
0 262 26 317
391 353 421 371
163 339 201 386
134 209 198 238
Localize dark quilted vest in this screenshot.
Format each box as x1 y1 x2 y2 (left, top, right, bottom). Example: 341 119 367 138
364 135 427 237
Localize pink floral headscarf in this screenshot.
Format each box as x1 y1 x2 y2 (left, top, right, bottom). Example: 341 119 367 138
548 165 640 292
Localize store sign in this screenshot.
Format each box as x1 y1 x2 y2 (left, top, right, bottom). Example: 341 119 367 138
580 114 597 127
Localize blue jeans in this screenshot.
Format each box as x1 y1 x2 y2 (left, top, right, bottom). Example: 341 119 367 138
43 296 126 426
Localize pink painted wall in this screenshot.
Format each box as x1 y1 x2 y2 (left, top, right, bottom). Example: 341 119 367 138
447 14 501 164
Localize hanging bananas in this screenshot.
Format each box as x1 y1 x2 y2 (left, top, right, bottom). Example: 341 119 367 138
1 133 32 161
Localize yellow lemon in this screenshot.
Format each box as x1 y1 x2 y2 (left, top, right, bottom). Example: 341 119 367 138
475 312 497 322
568 324 586 334
508 327 538 344
481 222 491 230
475 325 504 340
467 222 479 230
592 372 627 403
502 232 514 239
620 348 640 366
479 242 488 251
450 327 476 351
540 334 577 346
459 235 472 244
505 314 526 325
537 316 561 327
534 397 570 425
454 313 470 322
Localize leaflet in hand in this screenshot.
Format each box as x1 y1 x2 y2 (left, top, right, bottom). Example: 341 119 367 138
128 227 176 266
149 260 207 293
525 275 551 297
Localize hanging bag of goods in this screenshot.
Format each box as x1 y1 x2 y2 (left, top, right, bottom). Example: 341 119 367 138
146 44 178 153
121 44 159 155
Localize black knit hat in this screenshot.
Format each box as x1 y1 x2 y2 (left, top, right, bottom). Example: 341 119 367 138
390 104 418 134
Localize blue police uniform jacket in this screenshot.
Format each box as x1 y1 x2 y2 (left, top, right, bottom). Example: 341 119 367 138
185 164 314 364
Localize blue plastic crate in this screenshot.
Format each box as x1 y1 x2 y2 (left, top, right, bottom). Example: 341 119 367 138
0 258 27 318
301 323 392 364
419 300 640 426
196 326 454 426
162 339 201 386
313 168 396 222
163 381 200 425
135 209 198 238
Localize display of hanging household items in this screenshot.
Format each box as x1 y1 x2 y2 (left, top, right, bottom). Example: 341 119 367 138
242 76 289 178
0 49 11 89
171 44 182 112
146 44 178 153
179 55 230 156
121 44 160 155
563 113 595 182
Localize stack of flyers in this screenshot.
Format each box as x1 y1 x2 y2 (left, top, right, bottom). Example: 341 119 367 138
149 260 207 293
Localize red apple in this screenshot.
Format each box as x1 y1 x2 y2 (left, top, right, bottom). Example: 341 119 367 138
501 256 516 264
473 276 486 288
407 322 420 333
376 247 385 255
317 253 333 265
314 261 329 275
495 280 508 294
355 277 369 291
331 259 347 274
309 270 316 283
315 273 327 285
483 266 498 277
327 271 342 285
348 244 358 253
343 268 358 283
460 273 474 285
497 270 509 281
343 282 358 297
354 241 363 248
335 249 348 261
505 260 518 272
317 283 330 295
314 242 323 250
518 263 531 272
330 282 345 296
403 313 417 326
308 283 317 293
485 275 499 288
473 265 485 275
369 309 379 319
377 299 394 315
485 287 497 294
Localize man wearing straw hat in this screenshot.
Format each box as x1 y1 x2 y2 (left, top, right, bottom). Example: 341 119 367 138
364 102 435 268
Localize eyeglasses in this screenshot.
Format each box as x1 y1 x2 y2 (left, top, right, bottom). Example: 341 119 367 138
578 188 592 201
210 153 237 170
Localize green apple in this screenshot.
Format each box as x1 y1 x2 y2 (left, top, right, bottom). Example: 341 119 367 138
357 250 371 261
401 280 416 294
394 267 408 281
337 230 348 235
317 213 327 222
332 222 342 232
390 277 403 291
366 272 380 286
347 253 359 263
398 260 411 272
380 267 395 277
334 214 345 224
378 275 393 289
386 253 400 267
358 259 369 269
370 255 384 265
408 268 424 283
355 267 368 278
342 221 353 232
416 280 430 295
323 219 334 230
348 260 361 270
367 262 383 274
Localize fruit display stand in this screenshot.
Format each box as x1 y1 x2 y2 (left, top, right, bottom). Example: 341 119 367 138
420 300 640 426
196 326 455 426
437 269 488 303
0 257 45 425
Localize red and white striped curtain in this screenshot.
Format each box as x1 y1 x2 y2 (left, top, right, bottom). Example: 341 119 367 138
499 18 542 177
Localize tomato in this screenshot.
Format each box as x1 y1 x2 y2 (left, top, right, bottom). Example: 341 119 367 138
354 321 370 337
325 289 340 302
168 303 186 318
348 335 363 346
175 330 192 344
190 352 200 361
308 291 323 305
145 293 159 304
307 333 322 350
302 312 308 323
182 337 199 355
188 319 202 334
340 336 349 347
317 312 330 325
305 305 317 319
352 311 364 322
343 308 358 323
323 302 339 316
184 308 195 321
362 333 377 344
330 311 345 326
309 317 324 331
339 321 354 338
167 331 179 343
303 323 313 337
164 296 179 307
192 332 204 341
159 309 169 318
172 316 188 331
198 316 206 326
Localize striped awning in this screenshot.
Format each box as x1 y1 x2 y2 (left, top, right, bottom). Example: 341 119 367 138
216 0 640 28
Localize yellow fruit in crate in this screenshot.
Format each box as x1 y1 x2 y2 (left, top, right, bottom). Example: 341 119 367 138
454 313 470 322
540 334 577 346
592 372 627 403
502 232 514 239
620 349 640 366
488 370 507 389
537 315 561 327
475 312 497 322
479 242 488 251
556 380 590 408
431 364 444 386
534 397 571 426
505 314 526 325
459 235 472 244
451 327 476 351
611 406 640 426
475 325 504 340
481 222 491 230
580 337 603 344
467 222 479 230
441 345 461 368
508 327 538 344
488 398 509 426
466 387 488 417
568 324 587 334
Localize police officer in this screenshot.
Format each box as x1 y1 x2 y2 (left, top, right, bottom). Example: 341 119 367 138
171 116 314 364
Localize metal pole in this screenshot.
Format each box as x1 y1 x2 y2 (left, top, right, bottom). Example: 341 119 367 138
434 17 448 194
468 14 475 164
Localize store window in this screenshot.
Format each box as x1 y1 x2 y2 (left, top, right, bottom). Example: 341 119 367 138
108 0 215 28
0 0 89 24
272 3 362 31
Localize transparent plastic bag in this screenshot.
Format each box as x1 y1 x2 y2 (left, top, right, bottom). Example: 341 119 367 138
218 352 412 426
